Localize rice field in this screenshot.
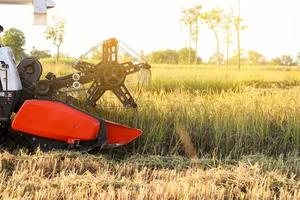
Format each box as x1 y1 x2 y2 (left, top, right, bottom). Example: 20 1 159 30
9 62 300 199
149 64 300 92
64 63 300 158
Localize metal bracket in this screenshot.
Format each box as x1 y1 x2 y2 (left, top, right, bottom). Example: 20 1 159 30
86 81 106 107
112 84 137 108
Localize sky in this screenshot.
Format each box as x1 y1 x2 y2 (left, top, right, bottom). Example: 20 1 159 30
0 0 299 61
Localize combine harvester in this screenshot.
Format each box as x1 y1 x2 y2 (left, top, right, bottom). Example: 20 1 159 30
0 0 151 151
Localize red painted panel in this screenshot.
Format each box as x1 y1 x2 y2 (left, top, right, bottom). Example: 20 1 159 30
12 100 142 147
12 100 100 142
105 121 142 145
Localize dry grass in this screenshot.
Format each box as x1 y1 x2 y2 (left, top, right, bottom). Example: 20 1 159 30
0 151 299 200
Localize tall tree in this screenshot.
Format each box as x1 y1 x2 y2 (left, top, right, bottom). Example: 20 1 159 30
229 0 246 69
181 5 202 65
45 17 65 65
2 28 25 61
202 8 224 68
192 24 199 64
222 14 233 68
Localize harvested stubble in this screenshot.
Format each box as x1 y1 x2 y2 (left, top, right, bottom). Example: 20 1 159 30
0 151 299 200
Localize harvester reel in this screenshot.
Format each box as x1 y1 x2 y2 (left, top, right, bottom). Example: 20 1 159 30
103 66 126 87
68 38 151 109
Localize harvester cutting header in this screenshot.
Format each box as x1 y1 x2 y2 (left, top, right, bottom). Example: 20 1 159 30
0 25 151 151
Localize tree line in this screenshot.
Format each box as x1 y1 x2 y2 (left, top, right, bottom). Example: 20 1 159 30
148 48 201 64
2 26 299 66
147 48 300 66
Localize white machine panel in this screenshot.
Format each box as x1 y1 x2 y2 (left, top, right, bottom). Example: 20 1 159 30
0 0 56 25
0 47 22 91
33 0 46 13
0 0 31 4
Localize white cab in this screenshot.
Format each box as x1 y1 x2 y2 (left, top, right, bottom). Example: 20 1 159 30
0 47 22 91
